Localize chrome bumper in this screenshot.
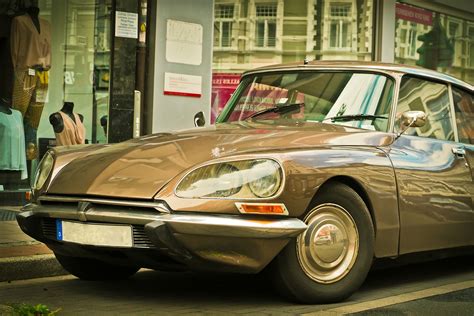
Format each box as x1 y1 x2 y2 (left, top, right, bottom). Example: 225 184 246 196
18 203 307 273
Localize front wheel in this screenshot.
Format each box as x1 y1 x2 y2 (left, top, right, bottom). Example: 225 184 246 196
271 183 374 303
55 253 140 281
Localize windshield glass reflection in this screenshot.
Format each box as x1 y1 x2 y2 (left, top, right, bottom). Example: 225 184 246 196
221 72 394 132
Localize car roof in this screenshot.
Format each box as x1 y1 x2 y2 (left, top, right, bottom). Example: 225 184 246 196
242 60 473 91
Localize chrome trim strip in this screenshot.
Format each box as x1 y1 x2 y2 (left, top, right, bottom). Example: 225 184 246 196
22 204 307 239
158 213 306 238
242 65 473 91
38 196 170 214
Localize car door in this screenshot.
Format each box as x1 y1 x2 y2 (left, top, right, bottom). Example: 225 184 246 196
452 85 474 225
388 76 473 255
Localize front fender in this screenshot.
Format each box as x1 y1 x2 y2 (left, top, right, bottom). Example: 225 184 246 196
155 146 399 258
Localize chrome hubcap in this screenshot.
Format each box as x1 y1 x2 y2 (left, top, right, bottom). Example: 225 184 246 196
297 203 359 284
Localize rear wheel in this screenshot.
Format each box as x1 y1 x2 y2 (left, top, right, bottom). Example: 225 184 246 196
272 182 374 303
55 253 139 280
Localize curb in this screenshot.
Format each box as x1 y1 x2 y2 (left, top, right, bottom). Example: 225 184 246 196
0 254 68 282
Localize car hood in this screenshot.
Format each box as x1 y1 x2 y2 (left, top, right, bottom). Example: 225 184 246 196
46 122 394 199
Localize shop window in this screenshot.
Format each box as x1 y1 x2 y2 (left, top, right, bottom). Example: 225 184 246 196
212 0 376 124
394 2 474 85
214 4 235 48
255 4 277 48
328 3 352 49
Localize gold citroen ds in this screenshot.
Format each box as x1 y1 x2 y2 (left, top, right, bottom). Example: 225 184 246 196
18 61 473 303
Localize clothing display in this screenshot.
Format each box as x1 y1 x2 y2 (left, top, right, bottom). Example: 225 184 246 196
9 11 51 164
54 111 86 146
0 109 27 179
12 69 48 129
10 14 51 71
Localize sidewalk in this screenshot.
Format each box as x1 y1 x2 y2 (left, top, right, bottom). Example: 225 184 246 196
0 207 67 282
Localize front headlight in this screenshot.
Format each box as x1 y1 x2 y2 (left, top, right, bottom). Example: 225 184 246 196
32 151 54 191
175 159 283 199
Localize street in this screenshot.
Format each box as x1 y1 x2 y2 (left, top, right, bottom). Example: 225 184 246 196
1 255 473 315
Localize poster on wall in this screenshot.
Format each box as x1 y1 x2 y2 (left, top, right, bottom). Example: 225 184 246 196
115 11 139 39
166 19 203 66
211 73 240 123
164 72 202 98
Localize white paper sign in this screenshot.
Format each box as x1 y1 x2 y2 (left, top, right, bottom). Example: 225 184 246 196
164 72 202 98
115 11 138 39
166 19 203 65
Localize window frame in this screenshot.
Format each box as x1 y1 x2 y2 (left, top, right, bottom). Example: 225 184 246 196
328 2 353 50
254 3 278 49
216 69 397 132
395 20 423 60
214 3 237 50
395 74 459 143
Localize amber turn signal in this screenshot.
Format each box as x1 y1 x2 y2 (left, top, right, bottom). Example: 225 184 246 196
235 202 289 215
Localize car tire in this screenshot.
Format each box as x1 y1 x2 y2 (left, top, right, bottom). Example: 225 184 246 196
55 253 140 281
271 182 374 304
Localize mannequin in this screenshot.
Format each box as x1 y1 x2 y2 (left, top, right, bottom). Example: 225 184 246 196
49 102 86 146
10 5 51 157
10 6 51 72
0 98 12 115
100 115 108 136
26 7 41 33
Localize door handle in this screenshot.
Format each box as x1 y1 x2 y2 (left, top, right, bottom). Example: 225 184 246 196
452 147 466 156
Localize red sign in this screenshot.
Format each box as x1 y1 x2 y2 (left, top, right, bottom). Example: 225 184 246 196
211 73 241 123
396 3 433 26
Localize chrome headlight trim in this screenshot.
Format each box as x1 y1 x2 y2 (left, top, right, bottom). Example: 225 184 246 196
174 158 285 200
32 150 55 191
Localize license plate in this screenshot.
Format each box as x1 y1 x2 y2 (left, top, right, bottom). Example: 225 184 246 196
56 219 133 248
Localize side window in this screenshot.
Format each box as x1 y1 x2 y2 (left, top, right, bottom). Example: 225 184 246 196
452 87 474 144
396 76 454 141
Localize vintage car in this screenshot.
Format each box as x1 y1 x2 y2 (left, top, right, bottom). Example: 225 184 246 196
17 61 473 303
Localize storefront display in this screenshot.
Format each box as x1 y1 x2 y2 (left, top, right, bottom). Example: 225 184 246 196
10 6 51 160
0 0 117 202
49 102 86 146
0 97 27 190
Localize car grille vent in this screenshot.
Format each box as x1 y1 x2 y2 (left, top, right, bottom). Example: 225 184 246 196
132 226 156 248
42 218 56 239
40 218 155 249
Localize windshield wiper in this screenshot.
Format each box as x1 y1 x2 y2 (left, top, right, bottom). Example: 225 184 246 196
244 103 303 120
324 114 388 122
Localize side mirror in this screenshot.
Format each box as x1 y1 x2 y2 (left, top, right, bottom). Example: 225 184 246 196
194 111 205 127
395 111 426 140
401 111 426 128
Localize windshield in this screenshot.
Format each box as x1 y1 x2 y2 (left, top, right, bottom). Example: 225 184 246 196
218 71 394 132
